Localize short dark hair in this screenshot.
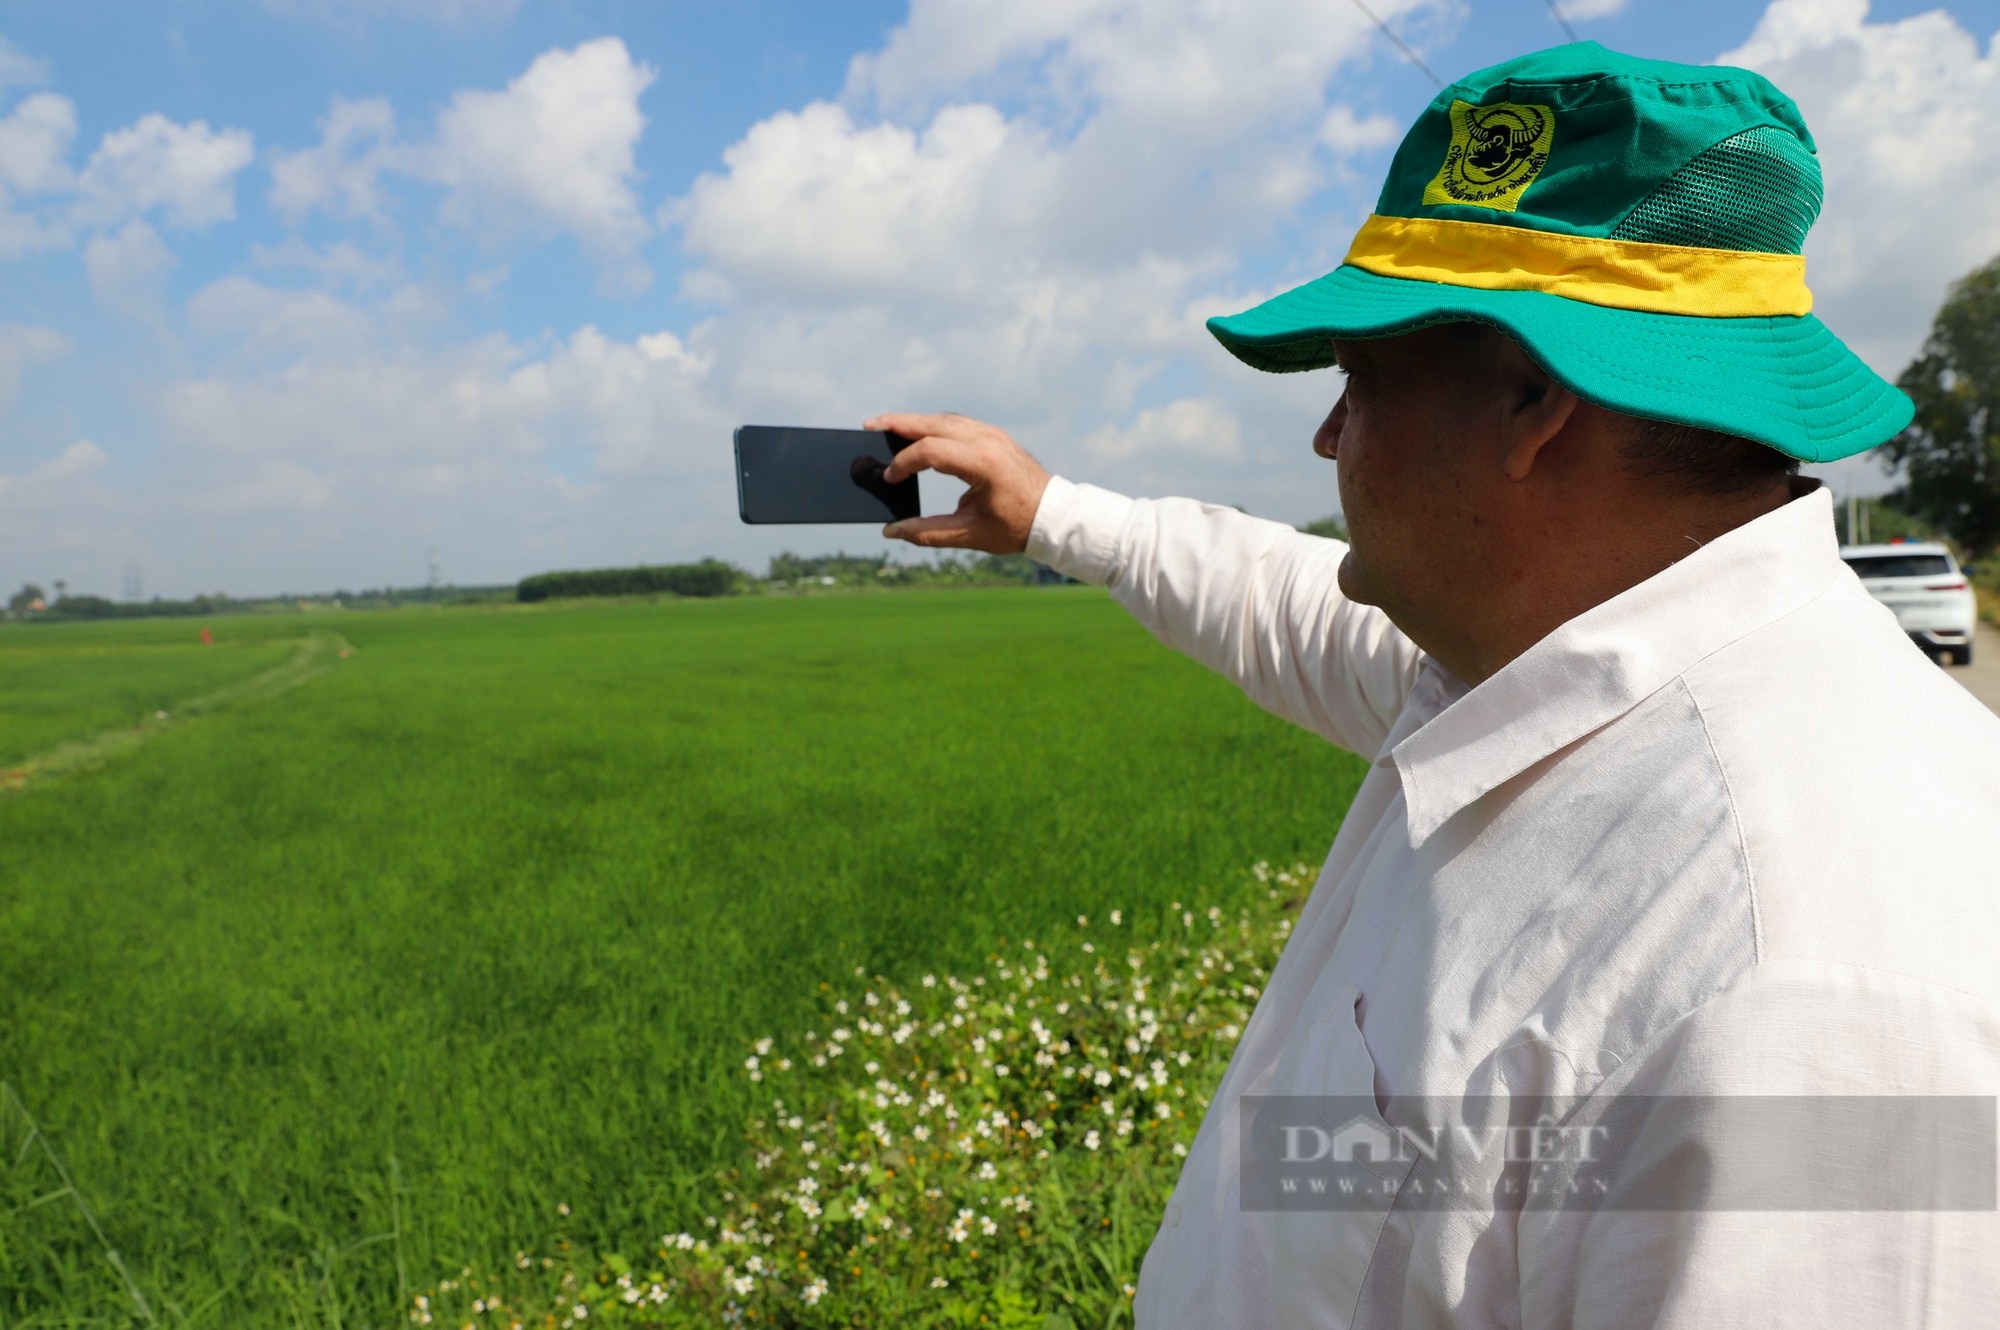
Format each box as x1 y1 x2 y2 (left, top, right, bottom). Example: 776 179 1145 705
1617 416 1799 496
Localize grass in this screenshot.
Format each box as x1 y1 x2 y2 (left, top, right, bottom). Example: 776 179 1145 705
0 617 309 768
0 589 1368 1326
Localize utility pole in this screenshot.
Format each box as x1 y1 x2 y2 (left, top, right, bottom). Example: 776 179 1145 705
123 561 142 603
1847 489 1860 547
427 548 441 596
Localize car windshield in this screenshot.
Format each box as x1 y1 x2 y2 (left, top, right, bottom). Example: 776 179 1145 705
1844 554 1953 579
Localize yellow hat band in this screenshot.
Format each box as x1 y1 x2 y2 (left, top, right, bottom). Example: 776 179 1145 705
1342 214 1813 318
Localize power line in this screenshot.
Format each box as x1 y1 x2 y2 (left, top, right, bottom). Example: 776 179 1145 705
1544 1 1580 42
1347 0 1444 90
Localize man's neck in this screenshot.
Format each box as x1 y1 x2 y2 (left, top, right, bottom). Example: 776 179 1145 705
1414 477 1807 686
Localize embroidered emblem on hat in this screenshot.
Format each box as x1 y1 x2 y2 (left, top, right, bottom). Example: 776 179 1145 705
1422 100 1555 212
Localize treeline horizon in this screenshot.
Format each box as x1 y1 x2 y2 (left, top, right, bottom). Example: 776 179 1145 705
5 516 1356 623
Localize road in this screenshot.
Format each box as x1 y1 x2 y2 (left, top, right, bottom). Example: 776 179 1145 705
1943 622 2000 715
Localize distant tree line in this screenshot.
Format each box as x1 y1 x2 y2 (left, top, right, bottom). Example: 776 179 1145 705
6 586 238 620
4 582 513 623
514 552 1064 603
517 561 743 602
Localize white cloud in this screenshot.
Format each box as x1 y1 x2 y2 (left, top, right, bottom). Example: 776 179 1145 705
428 37 655 282
250 236 400 288
271 40 657 288
0 323 69 414
675 0 1423 317
75 113 255 228
84 218 177 320
1723 0 2000 372
269 96 397 222
0 440 140 597
0 36 50 96
0 91 77 257
185 276 383 357
655 0 1412 528
677 101 1053 305
67 3 1423 594
136 301 734 590
0 91 75 194
1551 0 1629 21
0 437 105 496
1318 106 1403 159
0 89 253 260
0 440 114 554
1083 397 1244 460
846 0 1409 136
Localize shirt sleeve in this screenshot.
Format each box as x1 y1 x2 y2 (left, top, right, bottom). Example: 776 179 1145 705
1026 476 1424 759
1517 960 2000 1329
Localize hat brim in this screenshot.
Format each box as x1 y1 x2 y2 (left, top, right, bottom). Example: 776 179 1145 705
1206 266 1912 464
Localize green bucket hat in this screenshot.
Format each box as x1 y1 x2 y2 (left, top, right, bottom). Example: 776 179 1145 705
1207 42 1911 463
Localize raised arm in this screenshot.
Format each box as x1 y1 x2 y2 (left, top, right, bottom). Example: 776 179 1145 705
871 412 1422 758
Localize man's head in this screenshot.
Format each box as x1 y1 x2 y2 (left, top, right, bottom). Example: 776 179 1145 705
1316 322 1798 681
1195 43 1914 678
1207 44 1911 467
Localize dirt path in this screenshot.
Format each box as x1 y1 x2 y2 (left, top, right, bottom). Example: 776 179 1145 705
1943 622 2000 716
0 629 353 794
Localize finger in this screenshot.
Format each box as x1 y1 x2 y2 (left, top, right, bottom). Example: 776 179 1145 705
883 512 981 548
881 434 991 484
865 412 988 444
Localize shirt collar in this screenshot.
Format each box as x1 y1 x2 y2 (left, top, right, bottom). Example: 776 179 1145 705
1392 482 1842 848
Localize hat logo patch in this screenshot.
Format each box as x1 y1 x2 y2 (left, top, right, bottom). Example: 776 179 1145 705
1423 100 1555 213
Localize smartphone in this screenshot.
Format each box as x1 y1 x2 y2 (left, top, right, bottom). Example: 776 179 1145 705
734 426 921 524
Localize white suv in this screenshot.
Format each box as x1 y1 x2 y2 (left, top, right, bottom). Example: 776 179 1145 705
1841 542 1977 666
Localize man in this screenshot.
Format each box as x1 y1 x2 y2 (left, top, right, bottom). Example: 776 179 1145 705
875 45 2000 1327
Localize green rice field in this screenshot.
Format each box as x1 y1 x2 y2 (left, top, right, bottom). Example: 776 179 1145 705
0 589 1368 1325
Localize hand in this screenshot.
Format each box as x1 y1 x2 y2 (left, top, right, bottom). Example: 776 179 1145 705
866 413 1052 554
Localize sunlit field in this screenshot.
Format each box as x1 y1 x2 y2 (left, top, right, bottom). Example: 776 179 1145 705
0 589 1367 1325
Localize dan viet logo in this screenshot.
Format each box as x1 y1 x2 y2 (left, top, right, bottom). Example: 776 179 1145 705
1239 1095 1998 1213
1279 1114 1609 1167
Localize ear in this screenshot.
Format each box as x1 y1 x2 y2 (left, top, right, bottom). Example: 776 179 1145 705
1493 339 1581 482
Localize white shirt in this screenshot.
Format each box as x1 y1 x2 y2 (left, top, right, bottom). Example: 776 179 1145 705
1027 477 2000 1329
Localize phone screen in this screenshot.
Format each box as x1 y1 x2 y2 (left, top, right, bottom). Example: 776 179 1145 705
734 426 921 525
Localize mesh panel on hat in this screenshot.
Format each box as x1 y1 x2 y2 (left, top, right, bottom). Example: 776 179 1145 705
1609 126 1822 255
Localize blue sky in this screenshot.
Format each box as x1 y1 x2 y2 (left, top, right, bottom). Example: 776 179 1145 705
4 0 1999 598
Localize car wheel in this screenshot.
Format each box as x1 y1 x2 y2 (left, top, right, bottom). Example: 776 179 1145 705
1954 646 1974 667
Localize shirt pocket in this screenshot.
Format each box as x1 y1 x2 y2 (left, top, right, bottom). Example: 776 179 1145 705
1254 983 1413 1326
